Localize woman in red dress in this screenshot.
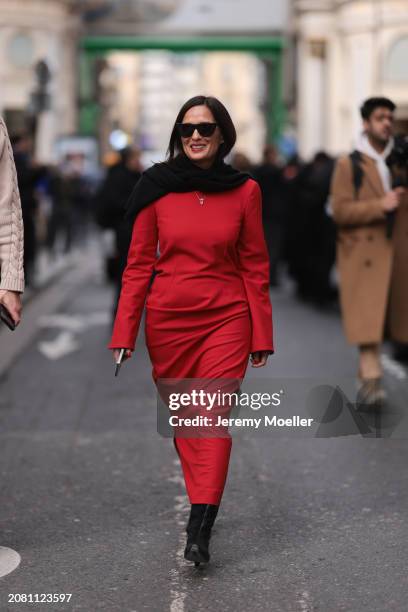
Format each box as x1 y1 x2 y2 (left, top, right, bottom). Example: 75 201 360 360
109 95 273 566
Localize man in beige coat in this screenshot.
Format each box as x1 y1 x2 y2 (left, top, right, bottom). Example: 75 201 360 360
0 116 24 325
331 97 408 402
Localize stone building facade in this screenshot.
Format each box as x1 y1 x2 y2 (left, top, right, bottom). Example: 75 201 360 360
295 0 408 158
0 0 97 161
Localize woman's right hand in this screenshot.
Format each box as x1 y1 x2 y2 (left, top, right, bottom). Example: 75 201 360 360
112 348 133 363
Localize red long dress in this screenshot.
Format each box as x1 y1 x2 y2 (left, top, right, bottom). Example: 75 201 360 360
108 178 273 505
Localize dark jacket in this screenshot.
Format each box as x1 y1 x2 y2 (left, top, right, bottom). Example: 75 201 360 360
95 163 141 277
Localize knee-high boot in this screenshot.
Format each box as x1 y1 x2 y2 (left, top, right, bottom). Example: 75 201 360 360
184 503 219 566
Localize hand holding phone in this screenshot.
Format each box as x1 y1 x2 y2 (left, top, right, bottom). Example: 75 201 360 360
113 348 132 376
0 304 16 331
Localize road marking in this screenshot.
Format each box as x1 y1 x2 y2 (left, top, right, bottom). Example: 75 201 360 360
36 311 110 360
37 312 110 331
0 256 97 377
298 590 313 611
84 312 111 326
0 547 21 578
37 314 84 331
168 459 188 612
38 331 80 360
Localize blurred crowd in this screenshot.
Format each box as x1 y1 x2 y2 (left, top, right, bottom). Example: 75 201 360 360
92 144 339 317
94 146 144 312
12 134 338 309
233 145 338 306
10 134 95 287
12 131 408 370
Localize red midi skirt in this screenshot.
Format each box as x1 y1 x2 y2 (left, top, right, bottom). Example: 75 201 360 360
145 303 251 505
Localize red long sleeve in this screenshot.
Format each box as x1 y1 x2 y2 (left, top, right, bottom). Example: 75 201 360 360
108 180 274 356
108 203 158 350
237 181 274 354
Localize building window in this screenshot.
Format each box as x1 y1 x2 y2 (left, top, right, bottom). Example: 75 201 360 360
7 33 34 69
384 36 408 81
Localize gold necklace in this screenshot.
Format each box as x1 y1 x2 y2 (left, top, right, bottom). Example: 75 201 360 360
195 191 205 206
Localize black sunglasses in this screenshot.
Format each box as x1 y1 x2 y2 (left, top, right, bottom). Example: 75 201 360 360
176 122 217 138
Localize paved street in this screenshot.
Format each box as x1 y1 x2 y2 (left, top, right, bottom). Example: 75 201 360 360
0 254 408 612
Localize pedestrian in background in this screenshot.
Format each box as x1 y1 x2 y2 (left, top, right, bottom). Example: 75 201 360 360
0 117 24 325
108 95 273 566
330 97 408 404
253 145 287 287
288 151 336 304
281 153 303 291
95 146 143 316
231 150 252 172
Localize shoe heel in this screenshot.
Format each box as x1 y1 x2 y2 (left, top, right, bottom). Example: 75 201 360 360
184 543 207 564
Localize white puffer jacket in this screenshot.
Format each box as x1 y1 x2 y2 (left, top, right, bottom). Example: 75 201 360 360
0 116 24 293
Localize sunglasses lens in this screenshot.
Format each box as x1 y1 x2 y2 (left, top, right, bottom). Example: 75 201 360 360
177 124 194 138
199 123 217 137
177 123 217 138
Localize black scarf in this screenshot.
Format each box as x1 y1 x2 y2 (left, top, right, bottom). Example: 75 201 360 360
124 153 251 224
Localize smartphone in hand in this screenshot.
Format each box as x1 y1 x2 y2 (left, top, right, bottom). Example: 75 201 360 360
115 348 126 377
0 304 16 331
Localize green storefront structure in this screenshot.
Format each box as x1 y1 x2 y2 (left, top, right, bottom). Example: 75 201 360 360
79 35 286 147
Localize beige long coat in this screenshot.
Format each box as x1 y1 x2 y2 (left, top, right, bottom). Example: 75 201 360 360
0 117 24 292
330 153 408 345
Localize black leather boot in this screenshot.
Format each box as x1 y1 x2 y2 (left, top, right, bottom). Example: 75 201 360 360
184 504 219 566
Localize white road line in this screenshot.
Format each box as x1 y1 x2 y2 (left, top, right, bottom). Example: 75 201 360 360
38 331 80 360
0 254 97 377
37 312 110 331
0 547 21 578
168 459 189 612
298 590 313 612
36 311 111 360
37 314 84 331
84 312 111 326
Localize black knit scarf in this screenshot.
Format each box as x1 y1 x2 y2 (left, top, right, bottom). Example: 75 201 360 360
124 153 251 224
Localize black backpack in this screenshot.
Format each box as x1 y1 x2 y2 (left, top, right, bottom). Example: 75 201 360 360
349 149 395 238
349 150 364 199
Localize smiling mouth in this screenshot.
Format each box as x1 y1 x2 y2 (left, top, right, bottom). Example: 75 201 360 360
190 144 208 152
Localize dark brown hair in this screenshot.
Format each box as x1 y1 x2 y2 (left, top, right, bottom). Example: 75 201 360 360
166 95 237 161
360 97 396 120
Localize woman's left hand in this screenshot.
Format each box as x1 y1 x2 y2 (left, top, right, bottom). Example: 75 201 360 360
250 351 270 368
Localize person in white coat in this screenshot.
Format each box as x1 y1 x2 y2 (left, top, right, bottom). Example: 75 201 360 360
0 116 24 326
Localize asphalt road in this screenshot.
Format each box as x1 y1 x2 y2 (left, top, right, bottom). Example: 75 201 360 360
0 262 407 612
